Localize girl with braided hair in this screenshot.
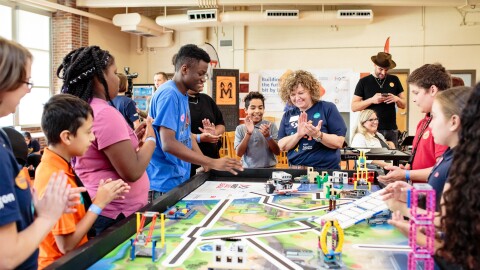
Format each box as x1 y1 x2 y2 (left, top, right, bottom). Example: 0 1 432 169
58 46 156 235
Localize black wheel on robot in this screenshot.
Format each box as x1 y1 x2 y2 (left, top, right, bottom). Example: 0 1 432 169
266 183 275 194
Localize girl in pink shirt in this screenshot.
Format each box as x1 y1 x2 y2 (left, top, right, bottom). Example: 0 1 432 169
57 46 156 234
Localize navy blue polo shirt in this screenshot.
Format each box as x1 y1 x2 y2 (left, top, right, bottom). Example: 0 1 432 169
278 101 347 169
0 130 37 269
112 95 139 129
427 147 454 210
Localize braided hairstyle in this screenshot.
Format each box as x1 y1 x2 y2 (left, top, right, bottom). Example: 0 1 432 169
438 82 480 269
57 46 114 103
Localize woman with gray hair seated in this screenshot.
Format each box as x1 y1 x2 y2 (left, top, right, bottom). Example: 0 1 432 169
351 109 394 168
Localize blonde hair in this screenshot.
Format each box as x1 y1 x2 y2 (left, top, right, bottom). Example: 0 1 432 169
435 86 472 120
116 73 128 93
0 37 32 93
353 109 377 137
279 70 322 105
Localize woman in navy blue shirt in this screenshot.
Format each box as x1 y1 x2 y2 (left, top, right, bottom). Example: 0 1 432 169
277 70 347 169
0 37 77 269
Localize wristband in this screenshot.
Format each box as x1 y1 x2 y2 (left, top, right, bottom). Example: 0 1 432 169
197 134 201 143
246 131 252 136
266 136 273 141
88 204 102 215
145 136 156 143
405 170 411 182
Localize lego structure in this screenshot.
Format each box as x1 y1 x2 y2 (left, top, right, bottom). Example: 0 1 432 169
212 238 247 268
307 167 319 183
130 212 166 262
164 204 196 219
332 171 349 184
317 172 329 189
348 151 373 191
324 182 342 211
318 219 344 269
407 184 436 270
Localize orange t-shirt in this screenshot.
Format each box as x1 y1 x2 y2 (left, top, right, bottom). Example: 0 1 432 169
34 148 88 269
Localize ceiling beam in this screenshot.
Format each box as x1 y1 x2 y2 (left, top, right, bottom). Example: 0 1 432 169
76 0 478 8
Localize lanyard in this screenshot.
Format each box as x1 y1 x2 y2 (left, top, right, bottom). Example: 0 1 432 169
409 115 432 165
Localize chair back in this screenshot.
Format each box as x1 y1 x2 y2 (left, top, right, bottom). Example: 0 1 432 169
225 131 240 160
219 132 229 158
276 151 289 168
263 116 276 123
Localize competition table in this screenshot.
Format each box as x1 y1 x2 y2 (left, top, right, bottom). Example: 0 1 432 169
47 169 413 270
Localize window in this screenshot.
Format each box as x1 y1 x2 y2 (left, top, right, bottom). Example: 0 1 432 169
18 9 51 126
0 3 51 127
0 4 12 39
0 3 13 127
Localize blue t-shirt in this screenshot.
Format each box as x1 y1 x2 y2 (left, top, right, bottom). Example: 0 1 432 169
278 101 347 169
112 95 139 129
147 80 192 192
0 130 37 269
427 147 454 210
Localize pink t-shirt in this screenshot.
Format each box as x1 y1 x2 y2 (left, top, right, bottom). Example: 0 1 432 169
74 98 148 219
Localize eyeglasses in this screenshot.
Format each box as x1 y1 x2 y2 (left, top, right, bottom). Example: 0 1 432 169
22 79 34 90
365 118 379 123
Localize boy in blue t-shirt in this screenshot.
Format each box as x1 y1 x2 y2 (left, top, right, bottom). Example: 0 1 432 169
147 44 243 199
234 92 280 168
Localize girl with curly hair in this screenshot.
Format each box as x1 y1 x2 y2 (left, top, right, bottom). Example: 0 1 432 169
382 85 476 269
277 70 347 169
439 82 480 269
58 46 156 235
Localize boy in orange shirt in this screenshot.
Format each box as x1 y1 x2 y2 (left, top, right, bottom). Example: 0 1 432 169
34 94 130 269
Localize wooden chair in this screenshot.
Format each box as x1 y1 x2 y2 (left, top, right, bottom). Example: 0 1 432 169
225 131 241 160
263 116 276 123
276 151 289 168
219 132 229 158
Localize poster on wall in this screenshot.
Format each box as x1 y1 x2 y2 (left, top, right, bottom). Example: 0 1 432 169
259 69 356 113
212 69 239 131
215 76 237 105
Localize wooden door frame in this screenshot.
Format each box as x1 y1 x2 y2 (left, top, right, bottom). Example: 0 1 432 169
388 69 410 133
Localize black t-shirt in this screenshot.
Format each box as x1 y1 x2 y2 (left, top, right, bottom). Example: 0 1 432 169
189 93 225 175
28 139 40 153
354 74 404 130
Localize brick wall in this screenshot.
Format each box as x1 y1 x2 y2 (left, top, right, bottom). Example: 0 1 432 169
52 0 89 94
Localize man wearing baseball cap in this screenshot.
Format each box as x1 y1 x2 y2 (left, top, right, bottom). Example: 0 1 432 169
351 51 406 147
